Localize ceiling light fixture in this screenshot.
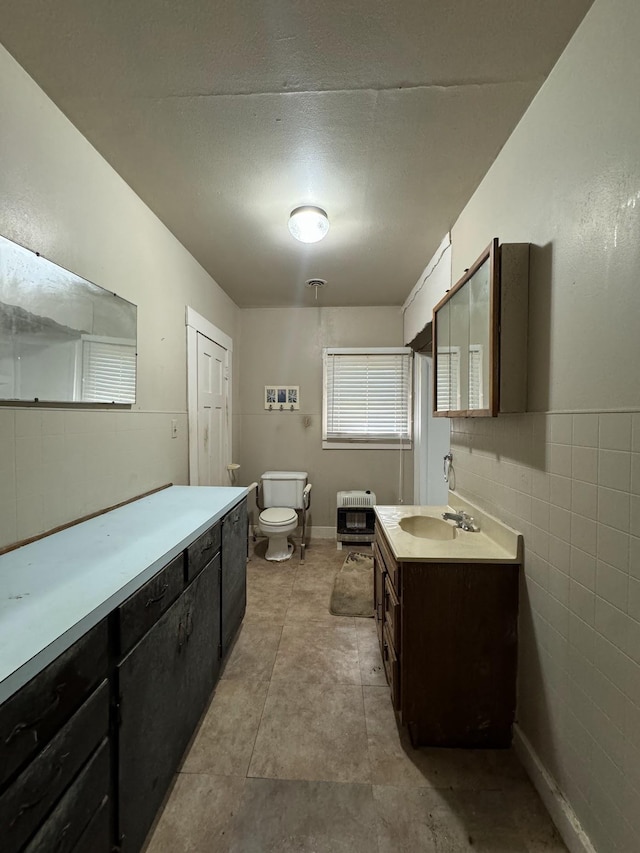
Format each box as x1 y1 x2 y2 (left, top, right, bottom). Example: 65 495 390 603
288 206 329 243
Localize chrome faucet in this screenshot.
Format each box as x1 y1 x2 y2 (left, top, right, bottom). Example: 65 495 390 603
442 510 477 531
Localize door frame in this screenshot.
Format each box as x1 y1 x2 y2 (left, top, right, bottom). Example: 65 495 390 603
186 306 233 485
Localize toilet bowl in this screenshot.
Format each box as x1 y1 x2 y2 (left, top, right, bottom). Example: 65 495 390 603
258 506 299 561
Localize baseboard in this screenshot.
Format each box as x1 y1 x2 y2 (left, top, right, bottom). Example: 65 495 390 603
250 525 337 540
513 725 596 853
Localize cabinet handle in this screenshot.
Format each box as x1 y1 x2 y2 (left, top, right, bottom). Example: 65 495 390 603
186 610 193 638
4 683 65 745
145 583 169 608
382 640 389 661
9 753 69 826
177 619 186 649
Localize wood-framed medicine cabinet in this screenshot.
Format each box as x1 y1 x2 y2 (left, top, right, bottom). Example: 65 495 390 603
432 239 529 418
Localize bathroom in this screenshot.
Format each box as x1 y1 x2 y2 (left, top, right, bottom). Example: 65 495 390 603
1 0 639 850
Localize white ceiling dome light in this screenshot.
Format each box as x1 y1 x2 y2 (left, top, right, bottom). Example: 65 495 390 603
288 206 329 243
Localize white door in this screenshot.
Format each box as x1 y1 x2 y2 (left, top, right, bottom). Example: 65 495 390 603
197 333 227 486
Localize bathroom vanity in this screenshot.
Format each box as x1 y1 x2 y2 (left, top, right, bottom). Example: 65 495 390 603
0 486 248 853
373 499 522 748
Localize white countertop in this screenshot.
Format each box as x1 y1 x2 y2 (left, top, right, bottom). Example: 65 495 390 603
375 497 522 564
0 485 247 704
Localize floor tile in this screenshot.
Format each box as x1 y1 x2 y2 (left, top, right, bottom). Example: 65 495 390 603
285 586 356 625
146 539 568 853
248 681 370 783
355 618 386 686
181 678 269 776
145 772 245 853
270 619 361 685
373 785 469 852
229 777 379 853
221 619 282 682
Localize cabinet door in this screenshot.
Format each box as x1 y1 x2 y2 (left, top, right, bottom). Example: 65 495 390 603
221 498 247 658
118 558 220 853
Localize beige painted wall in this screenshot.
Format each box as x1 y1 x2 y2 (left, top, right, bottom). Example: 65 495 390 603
0 45 240 548
238 307 413 529
449 1 640 850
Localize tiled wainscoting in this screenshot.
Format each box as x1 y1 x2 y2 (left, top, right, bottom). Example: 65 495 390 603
0 408 188 549
451 411 640 853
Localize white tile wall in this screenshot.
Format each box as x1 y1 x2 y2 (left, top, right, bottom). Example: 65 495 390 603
0 408 188 550
451 411 640 853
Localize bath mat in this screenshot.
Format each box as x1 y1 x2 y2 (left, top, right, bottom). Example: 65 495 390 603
329 551 374 618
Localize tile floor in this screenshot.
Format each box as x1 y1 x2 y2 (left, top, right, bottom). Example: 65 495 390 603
145 539 568 852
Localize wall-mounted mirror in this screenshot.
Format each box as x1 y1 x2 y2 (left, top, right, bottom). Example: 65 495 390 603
433 239 499 417
0 234 137 404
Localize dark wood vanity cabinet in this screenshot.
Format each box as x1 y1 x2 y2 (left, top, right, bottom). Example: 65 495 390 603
0 495 248 853
118 554 221 853
374 525 519 748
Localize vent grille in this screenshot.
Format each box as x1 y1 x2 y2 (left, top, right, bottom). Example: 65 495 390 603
337 490 376 508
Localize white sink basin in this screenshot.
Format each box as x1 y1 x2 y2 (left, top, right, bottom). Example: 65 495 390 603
398 515 457 541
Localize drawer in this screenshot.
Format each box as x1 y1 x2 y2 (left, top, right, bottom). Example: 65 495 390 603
24 741 110 853
382 625 401 712
375 530 401 593
373 544 385 643
383 573 401 654
119 553 185 656
186 521 221 582
0 619 108 790
71 794 111 853
72 794 111 853
0 679 109 853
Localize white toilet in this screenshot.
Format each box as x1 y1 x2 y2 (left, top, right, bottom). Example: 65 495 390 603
258 471 308 561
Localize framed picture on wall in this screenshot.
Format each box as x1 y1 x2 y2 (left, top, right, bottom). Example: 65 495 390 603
264 385 300 409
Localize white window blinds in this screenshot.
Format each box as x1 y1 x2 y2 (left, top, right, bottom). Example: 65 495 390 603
468 345 484 410
436 347 460 411
323 348 412 445
81 337 136 403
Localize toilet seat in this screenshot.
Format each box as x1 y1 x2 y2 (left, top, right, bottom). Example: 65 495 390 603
259 507 298 527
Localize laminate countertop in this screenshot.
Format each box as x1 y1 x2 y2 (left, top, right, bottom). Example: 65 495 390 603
0 485 248 704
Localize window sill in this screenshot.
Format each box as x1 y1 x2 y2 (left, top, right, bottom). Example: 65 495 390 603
322 441 412 450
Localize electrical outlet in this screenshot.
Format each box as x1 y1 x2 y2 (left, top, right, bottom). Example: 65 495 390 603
171 419 178 439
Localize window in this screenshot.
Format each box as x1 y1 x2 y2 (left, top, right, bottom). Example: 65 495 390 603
322 347 412 449
77 335 136 403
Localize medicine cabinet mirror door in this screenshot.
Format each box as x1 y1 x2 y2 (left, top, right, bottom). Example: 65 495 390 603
433 239 499 418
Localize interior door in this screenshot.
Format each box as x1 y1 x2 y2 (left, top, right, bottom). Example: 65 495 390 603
197 332 227 486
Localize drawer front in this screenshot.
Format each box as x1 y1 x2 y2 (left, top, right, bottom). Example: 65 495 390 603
383 574 401 654
373 543 385 643
0 680 109 853
24 741 110 853
0 619 108 790
382 625 401 712
375 530 401 593
119 553 185 656
186 521 221 582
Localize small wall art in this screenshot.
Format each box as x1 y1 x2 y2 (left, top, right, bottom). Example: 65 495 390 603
264 385 300 410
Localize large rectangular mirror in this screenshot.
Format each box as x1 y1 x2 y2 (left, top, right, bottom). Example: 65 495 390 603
433 239 499 417
0 234 137 404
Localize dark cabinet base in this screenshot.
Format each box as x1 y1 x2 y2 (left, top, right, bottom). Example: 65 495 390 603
374 529 519 749
118 556 221 853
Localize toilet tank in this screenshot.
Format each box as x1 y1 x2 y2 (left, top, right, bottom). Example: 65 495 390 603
261 471 308 508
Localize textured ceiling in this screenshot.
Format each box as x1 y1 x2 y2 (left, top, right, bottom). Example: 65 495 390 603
0 0 594 307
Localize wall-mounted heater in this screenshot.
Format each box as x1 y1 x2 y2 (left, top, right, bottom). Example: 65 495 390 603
336 490 377 550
